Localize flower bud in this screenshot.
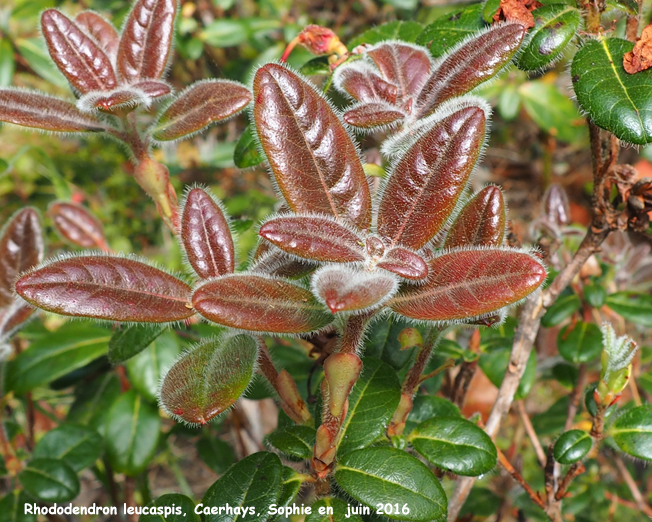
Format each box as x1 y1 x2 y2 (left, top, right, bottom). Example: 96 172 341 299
323 353 362 418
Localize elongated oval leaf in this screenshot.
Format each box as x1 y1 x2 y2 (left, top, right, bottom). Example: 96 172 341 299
41 9 117 93
153 81 252 141
201 452 282 522
572 38 652 145
312 265 398 314
444 186 506 248
541 290 580 327
306 498 362 522
367 43 431 101
259 215 365 263
75 12 119 63
106 390 161 475
0 302 34 339
518 5 580 71
416 24 525 118
553 429 591 464
335 63 398 103
557 321 602 363
5 321 110 395
338 357 401 455
343 103 405 129
16 255 193 323
378 105 486 250
18 458 80 502
334 447 446 522
253 64 371 231
32 424 103 472
127 331 180 402
408 417 497 476
193 274 332 334
0 89 105 132
77 88 147 112
0 207 43 308
48 201 107 250
377 247 428 280
108 324 165 364
611 405 652 460
160 333 257 425
181 187 235 279
390 249 546 321
606 291 652 327
117 0 177 82
266 425 316 460
132 80 171 98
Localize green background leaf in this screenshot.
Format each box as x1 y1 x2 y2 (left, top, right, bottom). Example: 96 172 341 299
416 4 485 58
554 430 591 464
126 331 181 402
611 405 652 460
606 292 652 327
108 325 165 364
32 424 103 472
18 458 80 503
349 21 423 48
557 321 603 363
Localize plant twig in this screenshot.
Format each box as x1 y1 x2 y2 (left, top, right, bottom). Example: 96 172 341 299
450 329 481 409
496 446 545 510
517 401 546 467
555 462 586 501
615 456 652 517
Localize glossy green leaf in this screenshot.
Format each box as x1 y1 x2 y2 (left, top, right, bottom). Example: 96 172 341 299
606 292 652 327
275 467 303 515
606 0 637 14
299 57 330 76
572 38 652 145
160 333 257 425
66 373 121 437
584 283 607 308
0 39 15 87
32 424 102 472
5 322 111 395
266 426 315 460
553 430 591 464
18 458 80 502
479 346 536 400
338 358 401 455
557 321 602 363
409 417 496 476
140 494 200 522
0 490 37 522
306 498 362 522
363 317 425 370
201 452 282 522
611 405 652 460
197 437 236 474
334 447 447 522
541 290 580 327
126 331 180 402
234 124 264 168
406 395 461 433
517 5 580 71
520 80 587 145
105 390 161 475
416 4 485 58
348 21 423 48
482 0 501 22
108 325 166 364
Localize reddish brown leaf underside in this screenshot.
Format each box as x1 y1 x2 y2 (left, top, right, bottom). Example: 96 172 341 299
253 64 372 231
343 103 405 128
75 11 120 63
389 249 546 321
16 256 193 323
337 66 398 103
181 188 234 279
377 106 486 250
153 81 251 141
367 43 431 101
444 186 506 248
376 247 428 280
259 215 365 263
192 274 332 333
41 9 117 93
49 202 108 250
0 208 44 308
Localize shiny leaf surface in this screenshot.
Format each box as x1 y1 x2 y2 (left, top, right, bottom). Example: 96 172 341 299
378 106 486 250
160 333 257 425
611 405 652 460
343 103 405 128
117 0 177 82
572 38 652 145
32 424 103 472
153 81 251 141
75 12 119 63
334 447 446 521
335 64 398 103
16 255 193 323
234 124 264 168
416 24 525 118
312 265 398 314
606 291 652 327
48 201 107 250
376 247 428 280
108 324 165 364
253 64 371 230
390 249 546 321
517 5 580 71
0 207 43 308
553 430 591 464
0 89 105 132
266 425 316 460
181 187 235 279
416 4 485 58
193 274 332 333
18 458 79 502
106 390 161 475
444 186 505 248
409 417 497 476
557 321 603 363
366 43 431 100
41 9 117 93
259 215 365 263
